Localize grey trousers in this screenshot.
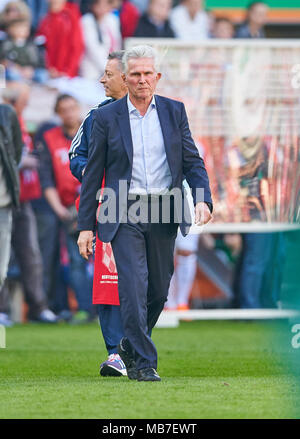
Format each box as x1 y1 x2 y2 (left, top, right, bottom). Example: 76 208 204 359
0 206 12 290
0 202 47 317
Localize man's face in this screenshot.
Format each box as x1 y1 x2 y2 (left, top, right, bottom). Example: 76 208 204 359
92 0 113 19
124 57 161 101
185 0 202 17
148 0 172 23
100 59 125 99
7 22 30 41
56 98 81 128
249 3 268 27
214 20 234 39
48 0 66 13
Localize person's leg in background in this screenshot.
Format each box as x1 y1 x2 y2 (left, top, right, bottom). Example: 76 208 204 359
0 207 12 289
12 202 57 322
33 203 73 320
175 253 198 310
64 230 93 322
33 204 60 309
98 304 127 376
51 250 71 319
260 232 286 308
165 232 198 310
237 232 274 308
0 207 13 326
165 267 178 309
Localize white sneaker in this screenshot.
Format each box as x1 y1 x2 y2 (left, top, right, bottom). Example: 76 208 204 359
37 309 58 323
0 312 14 327
100 353 127 377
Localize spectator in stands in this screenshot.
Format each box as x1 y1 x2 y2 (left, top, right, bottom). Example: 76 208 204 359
24 0 48 33
206 9 216 38
170 0 210 40
78 0 92 15
37 94 93 324
235 1 268 39
0 83 58 324
80 0 122 80
0 1 31 29
213 16 234 39
130 0 148 14
0 97 22 327
134 0 175 39
0 17 48 83
36 0 84 78
114 0 139 39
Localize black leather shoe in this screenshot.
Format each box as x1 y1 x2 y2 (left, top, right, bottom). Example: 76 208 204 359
137 368 161 382
117 337 138 380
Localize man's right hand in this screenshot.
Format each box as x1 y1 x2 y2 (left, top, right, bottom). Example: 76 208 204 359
77 230 94 260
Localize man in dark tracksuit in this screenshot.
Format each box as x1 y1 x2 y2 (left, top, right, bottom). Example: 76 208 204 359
69 51 128 377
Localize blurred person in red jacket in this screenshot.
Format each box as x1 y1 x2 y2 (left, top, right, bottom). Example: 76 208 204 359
0 82 58 324
36 0 84 78
112 0 139 39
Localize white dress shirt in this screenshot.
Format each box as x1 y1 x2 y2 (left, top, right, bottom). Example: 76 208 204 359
170 4 209 40
127 95 172 195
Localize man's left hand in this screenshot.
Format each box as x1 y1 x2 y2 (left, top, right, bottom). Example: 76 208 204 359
194 202 212 226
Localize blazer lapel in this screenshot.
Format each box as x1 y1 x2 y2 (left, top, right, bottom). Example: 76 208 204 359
116 95 133 165
155 95 176 180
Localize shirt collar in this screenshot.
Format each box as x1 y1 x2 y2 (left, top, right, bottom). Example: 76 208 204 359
127 94 156 115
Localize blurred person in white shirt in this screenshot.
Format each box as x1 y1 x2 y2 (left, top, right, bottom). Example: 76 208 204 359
80 0 122 81
170 0 210 40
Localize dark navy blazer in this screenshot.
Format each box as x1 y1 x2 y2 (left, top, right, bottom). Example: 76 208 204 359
77 94 213 242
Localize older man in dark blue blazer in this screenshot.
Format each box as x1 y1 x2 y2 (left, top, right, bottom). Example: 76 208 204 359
77 45 213 382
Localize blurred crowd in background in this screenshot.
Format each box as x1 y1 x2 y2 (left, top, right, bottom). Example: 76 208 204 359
0 0 276 89
0 0 296 327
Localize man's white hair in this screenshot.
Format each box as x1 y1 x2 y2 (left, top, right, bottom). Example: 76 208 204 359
122 45 159 73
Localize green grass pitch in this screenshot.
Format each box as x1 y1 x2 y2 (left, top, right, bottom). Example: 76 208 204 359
0 320 299 419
